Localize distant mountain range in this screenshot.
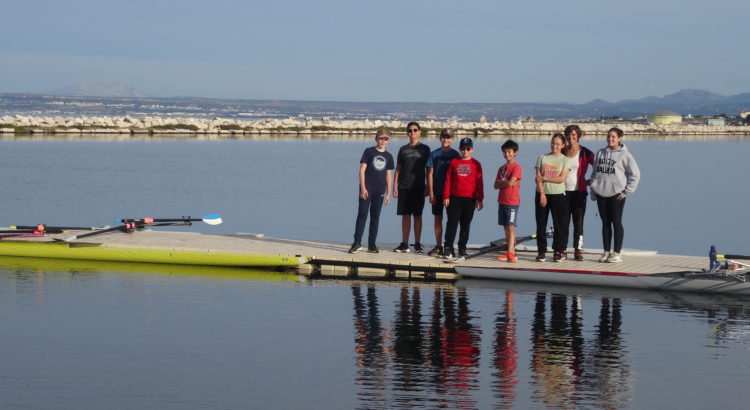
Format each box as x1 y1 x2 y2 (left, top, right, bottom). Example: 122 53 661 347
49 80 148 98
578 89 750 117
5 85 749 120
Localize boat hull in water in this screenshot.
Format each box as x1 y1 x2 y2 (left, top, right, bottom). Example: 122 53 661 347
455 265 750 295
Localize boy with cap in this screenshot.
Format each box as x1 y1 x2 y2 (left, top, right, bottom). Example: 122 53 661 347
426 128 460 257
442 137 484 260
348 128 395 254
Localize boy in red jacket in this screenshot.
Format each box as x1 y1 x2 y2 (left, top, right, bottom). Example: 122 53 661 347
442 137 484 260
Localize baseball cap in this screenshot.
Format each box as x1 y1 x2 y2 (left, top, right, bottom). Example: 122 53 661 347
459 137 473 149
375 128 391 139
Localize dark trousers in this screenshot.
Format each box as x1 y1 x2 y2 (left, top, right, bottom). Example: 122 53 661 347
353 193 385 245
565 190 588 250
444 196 476 252
596 195 626 253
535 192 569 253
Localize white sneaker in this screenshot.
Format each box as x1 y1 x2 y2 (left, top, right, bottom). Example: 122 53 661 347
598 252 610 263
607 252 622 263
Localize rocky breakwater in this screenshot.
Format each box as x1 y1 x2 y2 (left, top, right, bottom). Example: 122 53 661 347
1 115 748 138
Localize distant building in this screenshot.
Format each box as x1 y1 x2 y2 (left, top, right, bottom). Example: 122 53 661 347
648 110 682 125
708 118 726 126
740 110 750 120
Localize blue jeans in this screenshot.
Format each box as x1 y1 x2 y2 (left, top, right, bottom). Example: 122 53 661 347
353 193 385 245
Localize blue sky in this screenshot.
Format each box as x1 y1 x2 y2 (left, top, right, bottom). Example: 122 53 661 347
1 0 747 103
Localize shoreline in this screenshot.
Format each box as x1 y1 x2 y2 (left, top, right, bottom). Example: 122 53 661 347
2 115 749 138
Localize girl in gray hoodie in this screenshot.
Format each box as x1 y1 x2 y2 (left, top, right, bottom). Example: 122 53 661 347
589 127 640 263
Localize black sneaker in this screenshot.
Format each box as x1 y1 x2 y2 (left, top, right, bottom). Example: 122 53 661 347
367 244 379 253
535 252 546 262
413 242 424 254
348 243 362 254
443 245 455 260
394 242 410 253
427 245 443 257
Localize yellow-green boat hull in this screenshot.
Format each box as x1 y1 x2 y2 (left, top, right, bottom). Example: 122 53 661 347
0 241 303 267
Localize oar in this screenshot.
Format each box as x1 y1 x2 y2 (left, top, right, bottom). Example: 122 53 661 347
0 232 45 239
718 254 750 260
58 223 138 242
59 214 222 242
446 233 541 263
5 224 111 232
463 233 539 261
0 229 65 234
113 214 222 226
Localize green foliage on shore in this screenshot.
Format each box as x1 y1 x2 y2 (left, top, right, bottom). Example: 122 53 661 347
0 124 31 133
217 124 245 131
151 124 200 131
309 125 340 131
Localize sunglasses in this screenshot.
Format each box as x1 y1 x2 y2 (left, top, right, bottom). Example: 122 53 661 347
407 128 420 133
460 147 472 151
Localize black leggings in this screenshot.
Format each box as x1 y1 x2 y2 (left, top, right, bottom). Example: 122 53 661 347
596 195 626 253
535 192 569 253
566 190 588 250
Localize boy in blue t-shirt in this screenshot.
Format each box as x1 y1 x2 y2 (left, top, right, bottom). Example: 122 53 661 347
425 128 460 257
349 128 395 254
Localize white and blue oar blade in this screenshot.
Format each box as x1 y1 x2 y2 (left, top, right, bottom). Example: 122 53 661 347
202 214 222 225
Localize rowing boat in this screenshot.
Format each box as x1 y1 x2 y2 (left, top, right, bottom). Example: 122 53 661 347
454 250 750 295
0 238 304 268
0 214 305 268
0 255 300 281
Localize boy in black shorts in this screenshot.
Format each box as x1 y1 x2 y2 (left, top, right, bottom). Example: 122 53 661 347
393 122 430 253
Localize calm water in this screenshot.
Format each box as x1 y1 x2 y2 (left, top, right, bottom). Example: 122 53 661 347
1 136 749 408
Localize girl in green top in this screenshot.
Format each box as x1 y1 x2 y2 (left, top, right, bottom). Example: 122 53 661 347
534 133 572 262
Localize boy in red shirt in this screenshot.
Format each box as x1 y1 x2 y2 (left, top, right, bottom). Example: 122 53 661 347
442 137 484 260
494 140 522 263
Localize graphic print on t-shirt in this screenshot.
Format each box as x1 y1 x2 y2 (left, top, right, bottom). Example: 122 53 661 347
372 155 387 171
457 163 473 176
542 162 561 177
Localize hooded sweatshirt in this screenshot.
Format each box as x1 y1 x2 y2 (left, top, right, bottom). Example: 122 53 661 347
589 143 640 198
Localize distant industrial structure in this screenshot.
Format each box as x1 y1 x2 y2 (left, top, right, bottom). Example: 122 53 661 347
648 110 683 125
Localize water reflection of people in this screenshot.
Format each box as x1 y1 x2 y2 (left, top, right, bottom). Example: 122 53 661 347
528 292 632 408
588 297 631 408
392 285 425 392
492 291 518 408
351 284 389 405
436 287 481 409
530 293 582 407
350 284 482 408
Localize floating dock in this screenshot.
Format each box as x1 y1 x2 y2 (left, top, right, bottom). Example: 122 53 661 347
0 230 716 285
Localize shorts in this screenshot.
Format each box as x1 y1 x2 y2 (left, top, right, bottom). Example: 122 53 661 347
397 187 426 216
498 204 519 227
431 201 445 216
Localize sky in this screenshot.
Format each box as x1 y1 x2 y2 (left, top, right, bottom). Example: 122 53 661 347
1 0 748 103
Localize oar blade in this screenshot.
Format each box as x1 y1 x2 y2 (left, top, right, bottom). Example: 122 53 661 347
202 214 222 225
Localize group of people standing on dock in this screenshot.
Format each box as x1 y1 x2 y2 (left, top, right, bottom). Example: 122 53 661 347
348 122 640 264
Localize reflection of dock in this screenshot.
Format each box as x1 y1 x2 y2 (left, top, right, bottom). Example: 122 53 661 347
0 230 721 285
